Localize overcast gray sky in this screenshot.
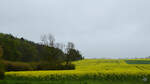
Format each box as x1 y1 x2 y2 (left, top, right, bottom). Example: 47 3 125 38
1 0 150 58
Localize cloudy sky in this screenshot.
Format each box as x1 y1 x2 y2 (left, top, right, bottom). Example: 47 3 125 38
1 0 150 58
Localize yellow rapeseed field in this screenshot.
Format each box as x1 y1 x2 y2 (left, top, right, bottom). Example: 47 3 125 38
5 59 150 80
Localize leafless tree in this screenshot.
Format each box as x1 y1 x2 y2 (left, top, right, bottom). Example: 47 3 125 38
40 34 48 46
55 43 66 51
67 42 74 49
40 33 55 47
66 42 75 53
48 33 55 47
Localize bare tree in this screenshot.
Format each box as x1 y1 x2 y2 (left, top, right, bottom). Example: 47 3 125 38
40 33 55 47
48 33 55 47
55 43 65 51
65 42 75 65
67 42 75 51
40 34 48 46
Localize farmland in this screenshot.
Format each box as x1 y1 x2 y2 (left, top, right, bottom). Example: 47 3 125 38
3 59 150 84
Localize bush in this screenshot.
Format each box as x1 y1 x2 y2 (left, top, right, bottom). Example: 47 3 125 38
60 64 75 70
36 62 75 70
3 61 75 71
3 61 33 71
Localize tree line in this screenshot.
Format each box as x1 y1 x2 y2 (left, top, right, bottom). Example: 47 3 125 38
0 33 83 79
40 34 83 64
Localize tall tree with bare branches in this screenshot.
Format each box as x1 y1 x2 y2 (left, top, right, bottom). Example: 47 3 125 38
40 34 48 46
48 33 55 47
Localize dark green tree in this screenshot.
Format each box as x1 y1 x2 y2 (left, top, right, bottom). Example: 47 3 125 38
0 45 4 80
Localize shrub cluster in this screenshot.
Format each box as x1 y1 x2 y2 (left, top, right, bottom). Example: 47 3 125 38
3 61 33 71
36 62 75 70
3 61 75 71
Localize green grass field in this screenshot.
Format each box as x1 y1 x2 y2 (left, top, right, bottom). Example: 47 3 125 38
1 80 150 84
2 59 150 84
